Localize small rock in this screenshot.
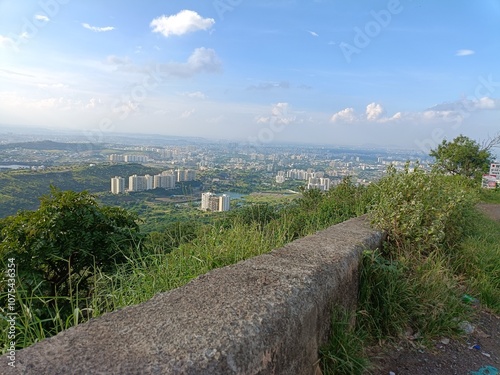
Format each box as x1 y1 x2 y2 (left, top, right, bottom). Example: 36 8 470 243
441 338 450 345
389 372 396 375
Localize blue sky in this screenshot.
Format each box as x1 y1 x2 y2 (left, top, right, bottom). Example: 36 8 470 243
0 0 499 154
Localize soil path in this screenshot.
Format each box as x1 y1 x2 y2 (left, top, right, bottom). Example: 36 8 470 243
371 204 500 375
477 203 500 221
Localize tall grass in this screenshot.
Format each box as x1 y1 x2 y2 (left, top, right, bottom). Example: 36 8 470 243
451 211 500 312
320 309 370 375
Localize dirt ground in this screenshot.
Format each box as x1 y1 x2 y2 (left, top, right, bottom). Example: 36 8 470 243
370 205 500 375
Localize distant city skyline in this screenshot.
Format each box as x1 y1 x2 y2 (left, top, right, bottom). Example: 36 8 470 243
1 1 499 154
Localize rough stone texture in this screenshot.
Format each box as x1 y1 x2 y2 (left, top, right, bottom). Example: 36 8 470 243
1 216 384 375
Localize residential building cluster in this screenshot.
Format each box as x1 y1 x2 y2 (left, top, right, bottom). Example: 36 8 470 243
109 154 148 163
275 169 331 190
200 192 231 212
306 177 331 191
110 169 197 194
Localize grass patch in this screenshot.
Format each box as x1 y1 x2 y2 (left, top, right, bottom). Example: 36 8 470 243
478 188 500 203
452 211 500 312
320 309 370 375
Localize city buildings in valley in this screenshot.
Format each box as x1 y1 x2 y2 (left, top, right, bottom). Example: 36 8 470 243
306 177 331 191
109 154 148 163
111 171 177 193
201 192 231 212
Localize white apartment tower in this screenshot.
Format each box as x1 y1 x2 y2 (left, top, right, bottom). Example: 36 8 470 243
153 172 176 189
219 194 231 212
201 192 231 212
111 176 125 194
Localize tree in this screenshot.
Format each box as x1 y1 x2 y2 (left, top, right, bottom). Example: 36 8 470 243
429 135 493 179
0 187 141 299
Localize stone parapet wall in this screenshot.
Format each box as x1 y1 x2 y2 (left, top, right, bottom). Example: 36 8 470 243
1 216 384 375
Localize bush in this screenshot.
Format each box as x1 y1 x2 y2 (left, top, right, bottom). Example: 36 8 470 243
370 164 478 254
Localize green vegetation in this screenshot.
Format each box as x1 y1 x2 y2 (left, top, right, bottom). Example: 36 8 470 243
429 134 493 179
320 164 499 374
0 188 141 347
320 309 369 375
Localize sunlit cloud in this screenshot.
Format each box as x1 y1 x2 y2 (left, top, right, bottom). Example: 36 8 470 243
35 14 50 22
150 10 215 37
455 49 475 56
82 23 115 32
331 97 500 126
0 35 15 48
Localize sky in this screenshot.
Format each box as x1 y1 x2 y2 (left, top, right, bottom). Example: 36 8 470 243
0 0 499 154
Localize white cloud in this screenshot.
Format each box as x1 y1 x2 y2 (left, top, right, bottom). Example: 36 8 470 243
181 108 195 118
35 14 50 22
365 102 385 121
158 47 222 77
330 107 356 123
105 55 131 66
184 91 206 99
456 49 475 56
82 23 115 32
0 35 15 48
330 97 500 127
247 81 289 90
428 97 500 112
104 48 221 78
256 102 297 125
475 97 496 109
308 30 319 37
113 100 139 116
150 10 215 37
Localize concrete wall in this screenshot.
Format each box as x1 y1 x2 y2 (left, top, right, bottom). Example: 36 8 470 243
2 216 384 375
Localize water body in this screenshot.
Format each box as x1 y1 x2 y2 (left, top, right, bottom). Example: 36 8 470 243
0 164 30 169
223 192 246 200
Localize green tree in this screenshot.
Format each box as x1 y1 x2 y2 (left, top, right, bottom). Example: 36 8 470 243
429 135 493 179
0 187 141 299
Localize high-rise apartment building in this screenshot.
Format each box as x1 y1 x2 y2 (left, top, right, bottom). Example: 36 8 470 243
111 176 125 194
201 192 230 212
153 172 176 189
109 154 125 162
307 177 331 191
176 169 196 182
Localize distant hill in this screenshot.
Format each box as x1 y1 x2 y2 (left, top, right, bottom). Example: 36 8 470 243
0 140 104 151
0 163 163 218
